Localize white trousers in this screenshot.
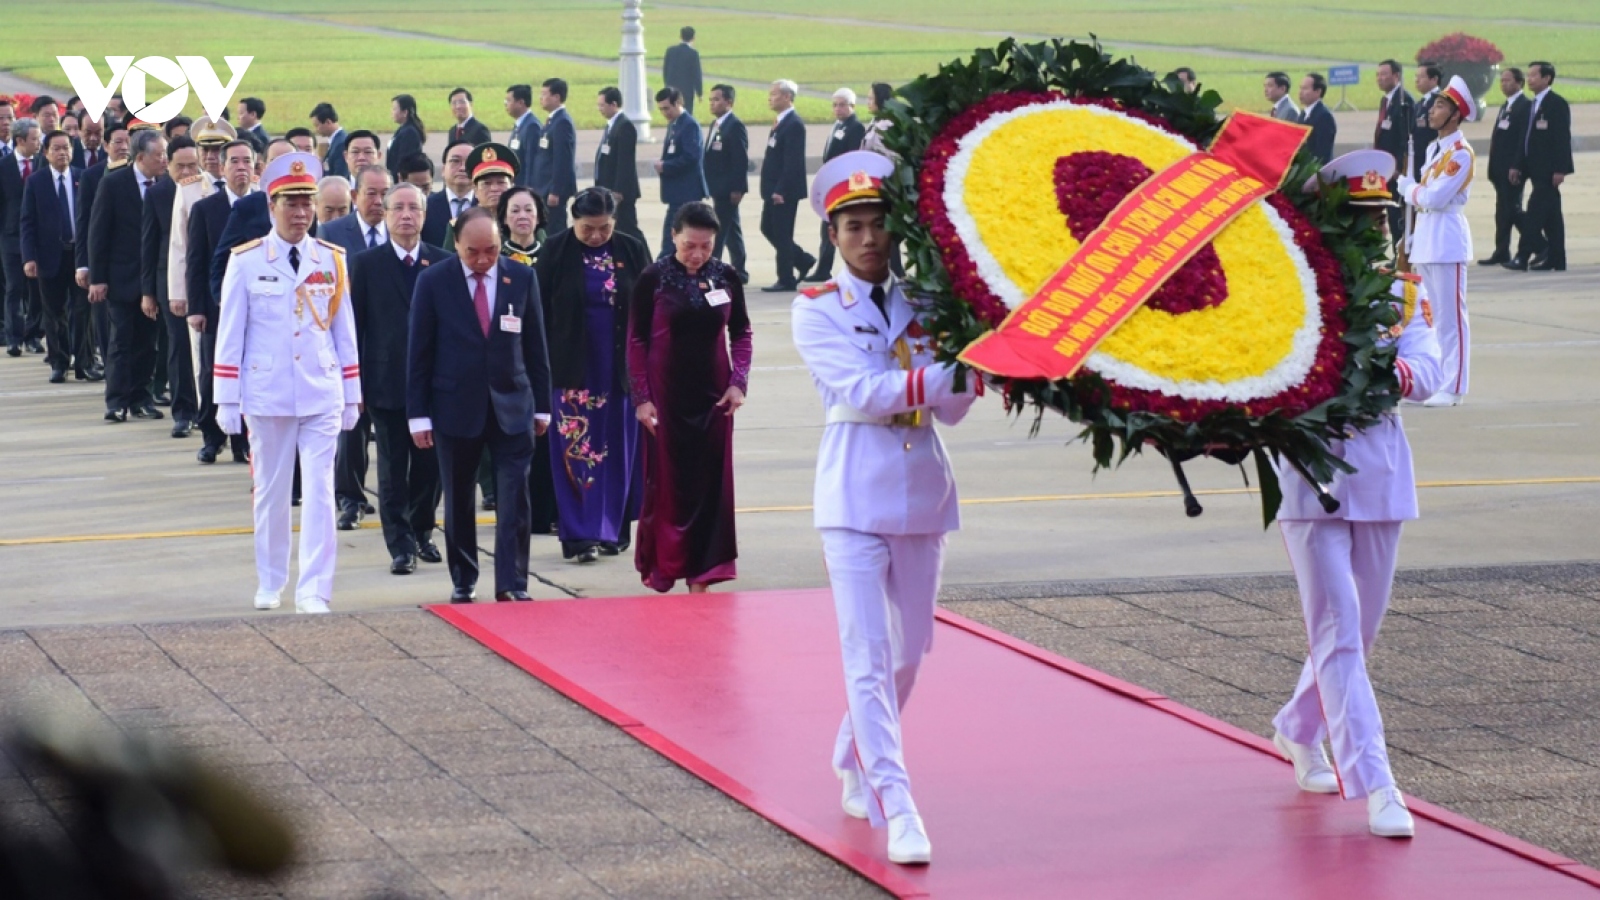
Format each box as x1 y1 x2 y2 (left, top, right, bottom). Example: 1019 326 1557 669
1417 261 1469 396
821 528 945 828
1272 519 1403 800
248 413 341 604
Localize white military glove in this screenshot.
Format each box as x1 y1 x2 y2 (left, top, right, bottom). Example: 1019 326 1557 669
341 403 361 431
219 404 243 435
1395 174 1417 200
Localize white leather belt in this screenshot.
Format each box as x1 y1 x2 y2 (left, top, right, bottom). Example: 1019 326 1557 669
826 405 924 427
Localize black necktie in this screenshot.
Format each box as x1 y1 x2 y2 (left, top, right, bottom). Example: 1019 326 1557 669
57 174 72 242
870 284 888 321
288 247 300 273
214 179 224 191
366 226 379 248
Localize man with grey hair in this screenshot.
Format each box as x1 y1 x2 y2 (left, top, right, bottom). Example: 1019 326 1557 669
2 117 44 356
759 79 812 291
320 163 392 528
88 127 167 421
805 87 867 283
350 181 449 575
316 176 351 225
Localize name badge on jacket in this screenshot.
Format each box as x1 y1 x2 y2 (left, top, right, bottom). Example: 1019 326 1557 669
833 128 845 140
1380 119 1392 130
500 314 522 334
509 137 521 150
705 289 731 307
600 143 611 155
1536 118 1549 130
767 137 777 148
539 136 549 149
1498 118 1511 130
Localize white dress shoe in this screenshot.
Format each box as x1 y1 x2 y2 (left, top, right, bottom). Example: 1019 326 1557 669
253 590 282 610
1273 731 1339 794
1368 786 1415 838
1421 392 1460 407
295 597 330 614
838 768 868 820
887 813 931 865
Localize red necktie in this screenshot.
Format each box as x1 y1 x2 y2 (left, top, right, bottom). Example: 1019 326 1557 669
1375 96 1387 146
21 157 31 180
472 272 491 336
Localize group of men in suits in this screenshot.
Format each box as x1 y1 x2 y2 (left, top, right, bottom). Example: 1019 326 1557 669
506 80 578 235
1489 62 1573 272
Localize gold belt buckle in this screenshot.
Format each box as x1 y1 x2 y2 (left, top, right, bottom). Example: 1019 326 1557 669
891 410 923 428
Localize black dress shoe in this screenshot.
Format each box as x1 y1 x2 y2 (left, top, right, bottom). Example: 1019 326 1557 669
231 447 248 464
495 590 532 601
337 508 361 531
153 392 173 407
1477 254 1509 266
170 420 193 438
87 366 104 381
1530 259 1566 271
599 542 620 557
104 408 127 423
450 585 477 603
481 497 497 511
361 501 376 515
197 444 219 464
1501 257 1528 271
738 271 750 285
132 404 165 420
417 541 443 564
576 546 600 564
6 345 20 357
390 553 417 575
48 368 65 384
24 339 44 354
761 281 799 293
794 252 817 283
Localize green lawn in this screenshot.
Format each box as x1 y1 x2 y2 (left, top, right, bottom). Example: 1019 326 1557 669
6 0 1595 136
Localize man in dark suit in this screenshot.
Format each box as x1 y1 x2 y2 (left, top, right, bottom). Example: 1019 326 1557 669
2 117 44 357
594 87 646 255
702 83 748 281
351 182 447 575
19 128 85 381
759 79 812 291
75 122 129 373
531 79 578 235
1373 59 1414 243
1411 64 1442 179
236 97 268 147
187 139 258 462
651 88 707 260
447 88 492 148
1510 61 1573 272
89 128 168 422
1298 73 1337 166
408 207 552 602
140 136 200 434
663 26 704 115
319 164 392 528
71 116 106 171
1482 67 1531 266
505 84 539 189
806 88 868 282
425 140 475 247
310 103 349 182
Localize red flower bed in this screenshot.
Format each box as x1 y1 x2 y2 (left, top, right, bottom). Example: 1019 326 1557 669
1416 33 1504 66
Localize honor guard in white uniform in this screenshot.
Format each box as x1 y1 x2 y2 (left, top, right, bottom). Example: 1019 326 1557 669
1272 150 1446 839
214 152 361 614
1397 75 1476 406
792 151 979 866
169 116 234 378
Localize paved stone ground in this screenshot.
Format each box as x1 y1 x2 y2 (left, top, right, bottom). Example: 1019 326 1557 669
3 562 1599 898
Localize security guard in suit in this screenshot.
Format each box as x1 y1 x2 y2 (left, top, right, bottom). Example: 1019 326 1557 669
1510 62 1574 272
1409 64 1442 179
791 151 979 866
215 152 361 614
806 88 868 283
1397 76 1476 406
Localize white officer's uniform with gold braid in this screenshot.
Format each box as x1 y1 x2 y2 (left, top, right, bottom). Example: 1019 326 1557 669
791 151 977 863
214 152 360 613
1397 75 1477 404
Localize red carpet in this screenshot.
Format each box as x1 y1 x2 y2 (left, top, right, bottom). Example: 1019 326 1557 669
432 590 1600 899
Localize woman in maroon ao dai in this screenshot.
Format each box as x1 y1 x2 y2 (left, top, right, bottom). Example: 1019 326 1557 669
627 202 752 592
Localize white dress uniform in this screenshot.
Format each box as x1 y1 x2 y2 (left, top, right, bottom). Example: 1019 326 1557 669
1271 276 1444 800
214 153 360 613
1398 76 1477 402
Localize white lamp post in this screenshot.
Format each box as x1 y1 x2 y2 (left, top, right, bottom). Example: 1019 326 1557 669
620 0 653 142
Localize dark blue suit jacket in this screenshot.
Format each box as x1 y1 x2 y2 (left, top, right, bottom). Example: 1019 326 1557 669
323 129 350 182
530 108 578 201
513 112 539 187
319 211 382 259
20 165 82 279
1302 101 1337 166
423 190 473 248
659 113 707 205
407 257 552 438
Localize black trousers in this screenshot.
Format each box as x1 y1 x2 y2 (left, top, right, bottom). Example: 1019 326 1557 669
105 300 157 411
335 411 371 514
813 219 838 281
530 429 556 535
545 199 568 236
91 300 108 367
1518 177 1565 266
196 330 249 453
162 307 199 424
1 245 42 346
436 413 533 594
151 308 169 400
760 200 803 283
659 201 689 260
36 261 88 374
712 193 746 275
370 407 440 558
614 198 650 258
1489 175 1524 259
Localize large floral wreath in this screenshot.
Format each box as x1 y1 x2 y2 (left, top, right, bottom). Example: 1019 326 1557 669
878 40 1401 523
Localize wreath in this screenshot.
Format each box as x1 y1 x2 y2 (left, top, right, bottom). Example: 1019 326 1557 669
878 39 1401 524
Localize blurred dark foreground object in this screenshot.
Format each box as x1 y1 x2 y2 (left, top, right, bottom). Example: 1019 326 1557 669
0 711 295 899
